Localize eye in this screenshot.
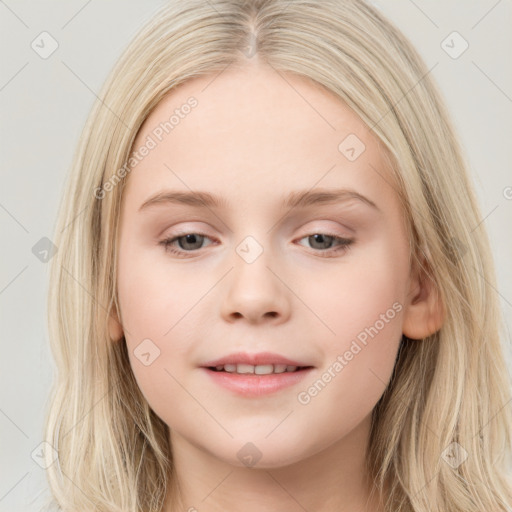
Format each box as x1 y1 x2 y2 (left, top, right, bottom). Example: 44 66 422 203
159 232 215 257
159 231 354 258
295 233 354 257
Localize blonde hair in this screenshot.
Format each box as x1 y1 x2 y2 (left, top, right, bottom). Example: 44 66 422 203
43 0 512 510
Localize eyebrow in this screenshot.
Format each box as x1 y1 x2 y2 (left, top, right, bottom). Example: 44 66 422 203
138 187 380 212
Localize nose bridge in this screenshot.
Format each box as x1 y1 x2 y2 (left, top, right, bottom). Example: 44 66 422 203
221 233 290 323
232 233 278 298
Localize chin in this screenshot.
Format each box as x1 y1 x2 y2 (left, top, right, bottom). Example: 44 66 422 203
214 435 312 470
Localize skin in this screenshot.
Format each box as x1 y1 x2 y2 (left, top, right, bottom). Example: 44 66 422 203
109 57 444 511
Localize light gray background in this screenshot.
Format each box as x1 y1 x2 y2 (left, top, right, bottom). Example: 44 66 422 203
1 1 511 510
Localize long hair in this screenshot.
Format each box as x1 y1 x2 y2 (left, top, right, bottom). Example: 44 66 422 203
43 1 512 510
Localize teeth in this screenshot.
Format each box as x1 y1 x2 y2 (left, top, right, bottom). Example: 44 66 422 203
254 364 273 375
237 364 254 374
215 364 301 374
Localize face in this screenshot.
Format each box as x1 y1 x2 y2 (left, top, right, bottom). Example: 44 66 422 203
113 61 415 469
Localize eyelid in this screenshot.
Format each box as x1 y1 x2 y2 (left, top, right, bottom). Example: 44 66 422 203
161 220 353 243
294 220 355 239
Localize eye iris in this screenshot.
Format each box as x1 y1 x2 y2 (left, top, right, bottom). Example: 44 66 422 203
309 234 334 250
179 234 204 250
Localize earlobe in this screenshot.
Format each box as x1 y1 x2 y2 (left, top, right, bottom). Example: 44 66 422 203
108 305 124 342
402 262 445 341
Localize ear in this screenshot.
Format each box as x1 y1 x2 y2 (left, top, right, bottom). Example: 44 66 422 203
108 303 124 342
402 255 445 340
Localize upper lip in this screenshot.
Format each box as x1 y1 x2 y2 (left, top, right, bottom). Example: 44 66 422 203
201 351 312 368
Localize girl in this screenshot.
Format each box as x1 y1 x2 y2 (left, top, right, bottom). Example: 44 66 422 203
43 0 512 510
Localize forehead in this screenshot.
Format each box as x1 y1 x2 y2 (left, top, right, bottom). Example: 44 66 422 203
125 61 396 210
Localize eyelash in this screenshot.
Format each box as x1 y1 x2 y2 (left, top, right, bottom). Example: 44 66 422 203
158 231 354 258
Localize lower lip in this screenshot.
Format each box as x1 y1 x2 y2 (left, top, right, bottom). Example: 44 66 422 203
201 367 314 397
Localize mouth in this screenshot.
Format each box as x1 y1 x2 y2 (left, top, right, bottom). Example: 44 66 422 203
201 361 315 397
207 364 313 375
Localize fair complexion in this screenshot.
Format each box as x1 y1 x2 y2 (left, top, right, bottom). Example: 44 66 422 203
109 59 444 511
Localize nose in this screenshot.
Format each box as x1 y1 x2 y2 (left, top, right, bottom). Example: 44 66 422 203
220 250 291 325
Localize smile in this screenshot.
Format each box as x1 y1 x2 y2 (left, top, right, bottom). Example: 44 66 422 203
202 365 314 397
209 363 307 374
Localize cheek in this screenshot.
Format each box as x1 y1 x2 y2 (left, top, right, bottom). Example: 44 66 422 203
299 236 406 404
117 258 197 423
299 237 408 416
117 240 195 341
311 234 408 339
115 242 199 402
